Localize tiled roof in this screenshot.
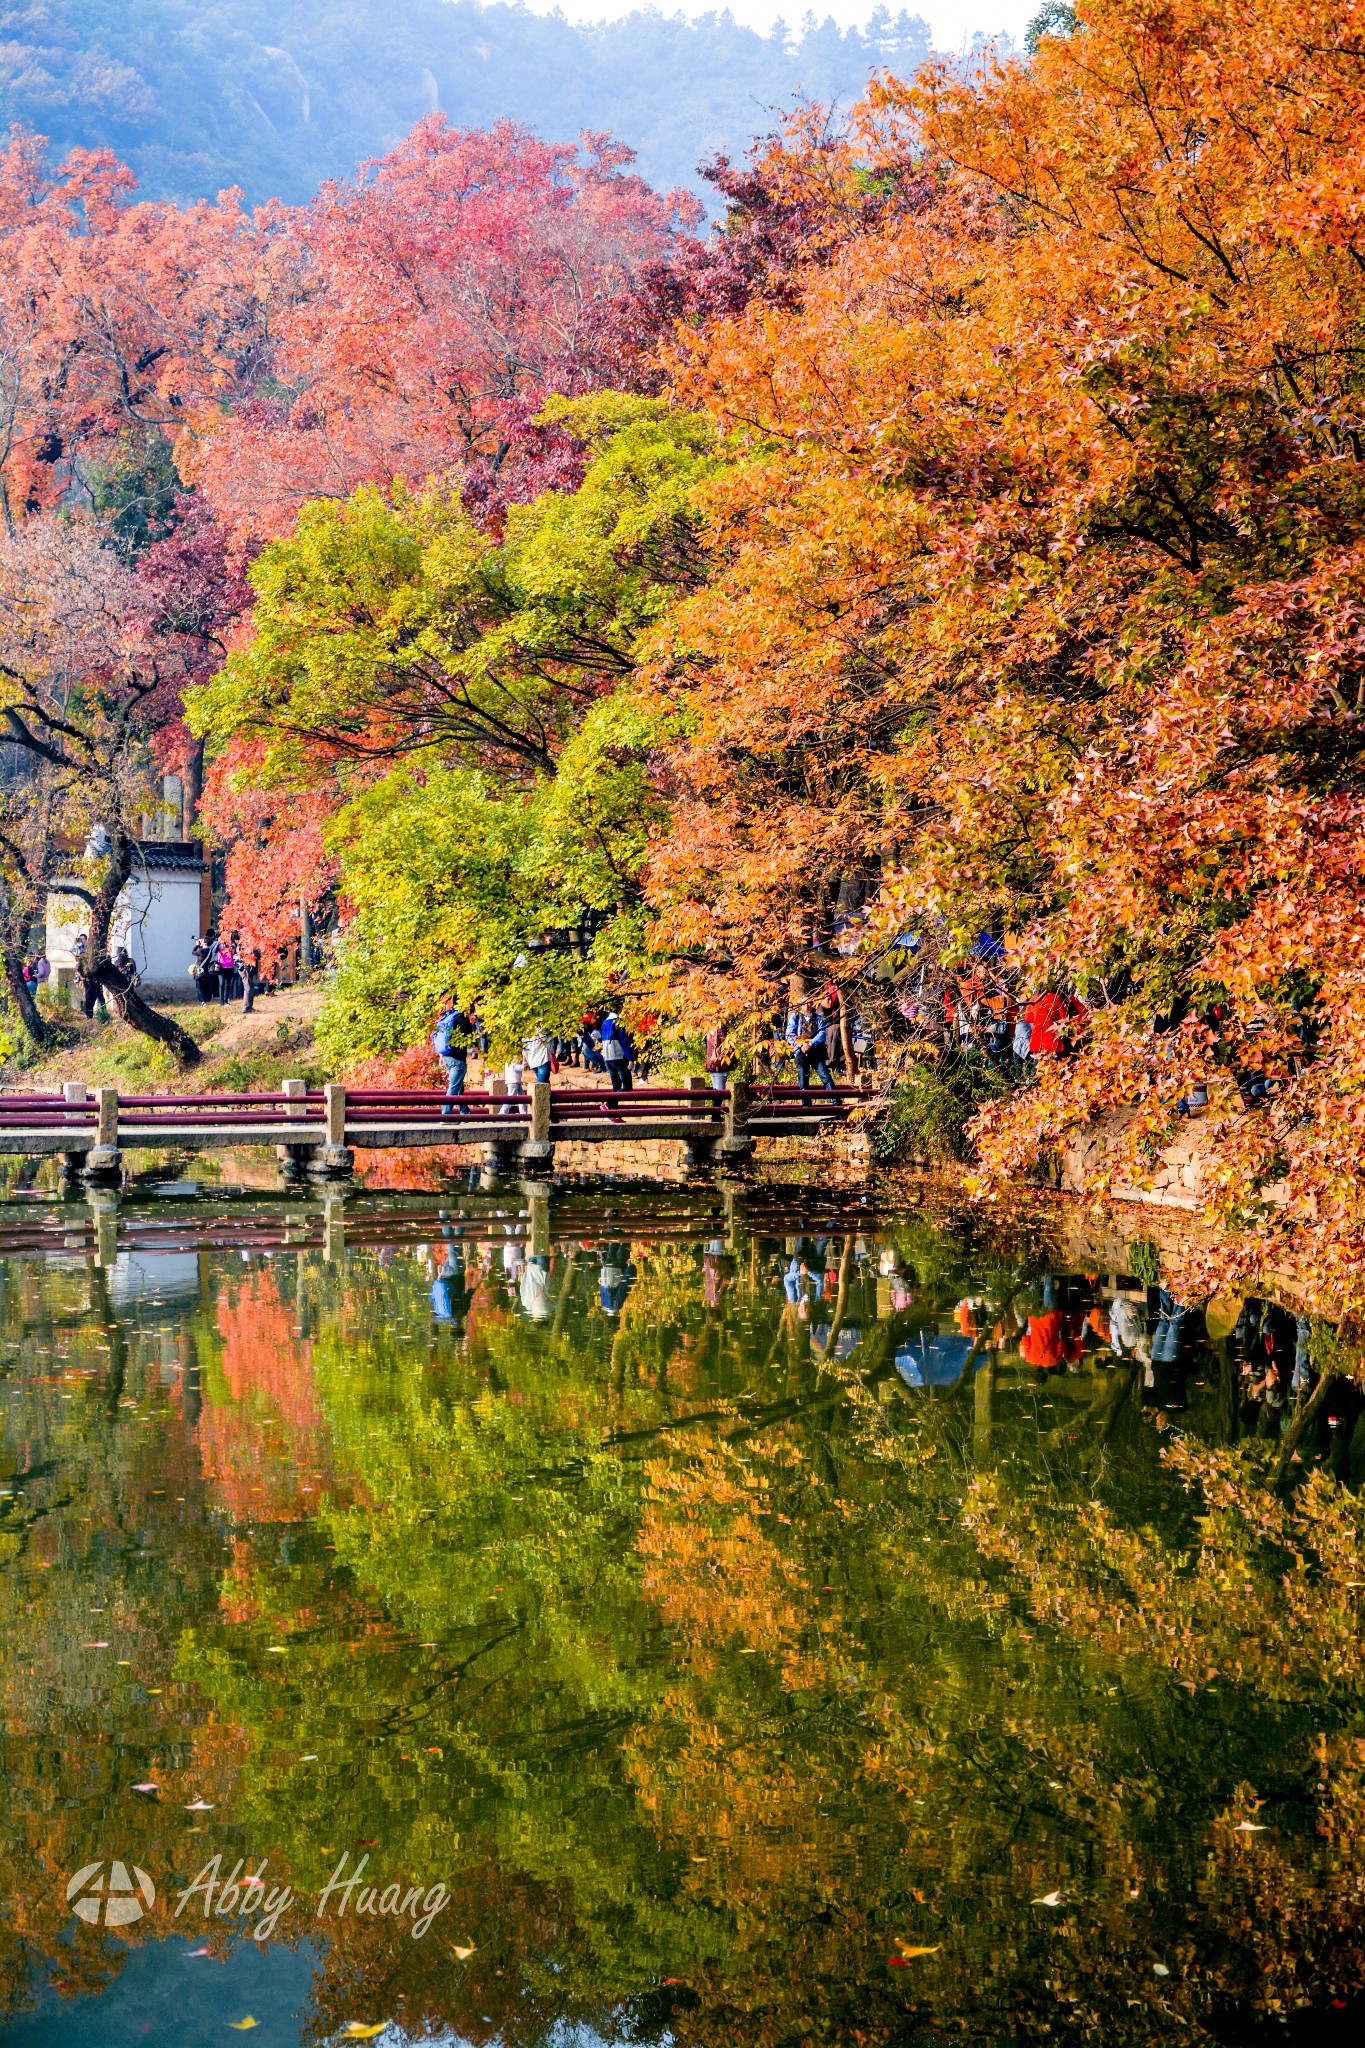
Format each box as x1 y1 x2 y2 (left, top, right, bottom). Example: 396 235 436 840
130 841 206 873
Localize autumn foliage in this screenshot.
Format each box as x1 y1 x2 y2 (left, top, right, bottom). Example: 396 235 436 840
193 117 702 546
618 0 1365 1318
10 0 1365 1304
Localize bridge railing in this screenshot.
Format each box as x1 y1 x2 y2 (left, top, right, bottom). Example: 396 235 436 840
0 1096 98 1125
345 1088 530 1122
118 1091 326 1127
0 1076 871 1142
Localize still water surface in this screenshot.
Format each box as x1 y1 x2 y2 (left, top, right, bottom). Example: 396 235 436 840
0 1178 1360 2047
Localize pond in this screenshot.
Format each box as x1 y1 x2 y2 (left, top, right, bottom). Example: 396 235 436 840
0 1175 1359 2048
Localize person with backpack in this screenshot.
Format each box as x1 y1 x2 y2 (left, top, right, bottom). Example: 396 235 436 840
599 1009 633 1091
431 1000 473 1113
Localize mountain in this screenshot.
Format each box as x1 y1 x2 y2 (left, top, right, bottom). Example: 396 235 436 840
0 0 933 204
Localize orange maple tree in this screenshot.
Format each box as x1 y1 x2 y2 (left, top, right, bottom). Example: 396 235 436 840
636 0 1365 1317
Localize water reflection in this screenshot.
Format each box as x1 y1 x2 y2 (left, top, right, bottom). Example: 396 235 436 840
0 1182 1360 2046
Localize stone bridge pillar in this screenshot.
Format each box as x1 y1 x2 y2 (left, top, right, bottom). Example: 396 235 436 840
83 1086 122 1185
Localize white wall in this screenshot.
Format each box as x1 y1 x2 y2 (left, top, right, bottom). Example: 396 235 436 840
47 873 203 989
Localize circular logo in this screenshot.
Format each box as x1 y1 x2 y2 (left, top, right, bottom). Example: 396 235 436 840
66 1860 155 1927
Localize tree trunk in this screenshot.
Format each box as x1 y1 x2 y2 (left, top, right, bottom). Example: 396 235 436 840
183 736 205 837
3 947 48 1047
85 958 203 1068
75 830 201 1064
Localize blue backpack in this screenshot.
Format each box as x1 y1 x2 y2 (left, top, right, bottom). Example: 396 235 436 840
432 1009 467 1057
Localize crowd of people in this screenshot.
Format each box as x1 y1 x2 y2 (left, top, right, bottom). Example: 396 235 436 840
890 964 1088 1077
428 1001 660 1103
189 931 268 1007
425 977 876 1106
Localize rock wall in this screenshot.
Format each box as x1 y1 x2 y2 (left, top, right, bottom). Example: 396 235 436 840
1060 1106 1211 1212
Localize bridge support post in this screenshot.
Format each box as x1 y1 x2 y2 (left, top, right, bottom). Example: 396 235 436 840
308 1081 354 1181
518 1080 555 1173
481 1074 519 1182
83 1087 122 1185
322 1197 346 1264
62 1081 87 1184
681 1074 718 1171
87 1186 119 1266
277 1076 311 1182
717 1079 754 1171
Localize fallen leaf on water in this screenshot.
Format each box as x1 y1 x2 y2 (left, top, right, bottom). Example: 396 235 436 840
356 1837 379 1848
453 1944 476 1960
186 1800 214 1811
662 1978 686 1986
300 1755 318 1762
342 2027 388 2040
1032 1892 1062 1907
187 1947 211 1957
1232 1821 1267 1832
266 1646 286 1655
81 1641 109 1649
228 2021 258 2031
889 1945 941 1962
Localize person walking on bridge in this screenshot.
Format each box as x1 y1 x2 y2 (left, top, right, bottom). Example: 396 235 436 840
432 1000 473 1114
705 1024 730 1094
785 1002 834 1091
599 1009 633 1092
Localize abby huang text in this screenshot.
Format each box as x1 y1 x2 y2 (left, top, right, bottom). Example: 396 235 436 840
174 1851 449 1942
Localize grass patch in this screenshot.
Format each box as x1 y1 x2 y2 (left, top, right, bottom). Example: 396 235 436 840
208 1045 327 1092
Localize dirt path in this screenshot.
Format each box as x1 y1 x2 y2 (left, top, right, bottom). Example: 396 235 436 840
9 984 329 1095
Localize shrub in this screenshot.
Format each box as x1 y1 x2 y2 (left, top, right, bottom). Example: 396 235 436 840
874 1051 1008 1165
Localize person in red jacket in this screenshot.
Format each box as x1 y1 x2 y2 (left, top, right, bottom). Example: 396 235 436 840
1023 988 1085 1059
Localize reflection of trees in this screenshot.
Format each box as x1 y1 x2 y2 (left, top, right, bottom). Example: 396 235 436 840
0 1255 229 2019
196 1269 337 1521
5 1215 1365 2041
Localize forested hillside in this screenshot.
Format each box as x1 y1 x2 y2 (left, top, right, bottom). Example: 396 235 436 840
0 0 932 202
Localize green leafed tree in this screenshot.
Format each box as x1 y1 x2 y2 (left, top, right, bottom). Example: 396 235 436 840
190 396 718 1056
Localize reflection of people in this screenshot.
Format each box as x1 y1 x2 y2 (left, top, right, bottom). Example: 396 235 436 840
703 1237 732 1307
430 1242 469 1329
1020 1309 1084 1374
1108 1294 1150 1365
599 1243 635 1316
520 1255 552 1320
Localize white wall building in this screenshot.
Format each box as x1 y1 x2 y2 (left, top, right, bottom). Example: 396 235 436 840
46 841 210 995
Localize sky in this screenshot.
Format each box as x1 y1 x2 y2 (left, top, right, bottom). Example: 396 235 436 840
521 0 1036 54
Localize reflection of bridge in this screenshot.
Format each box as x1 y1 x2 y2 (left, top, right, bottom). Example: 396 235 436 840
0 1079 868 1184
0 1183 881 1278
